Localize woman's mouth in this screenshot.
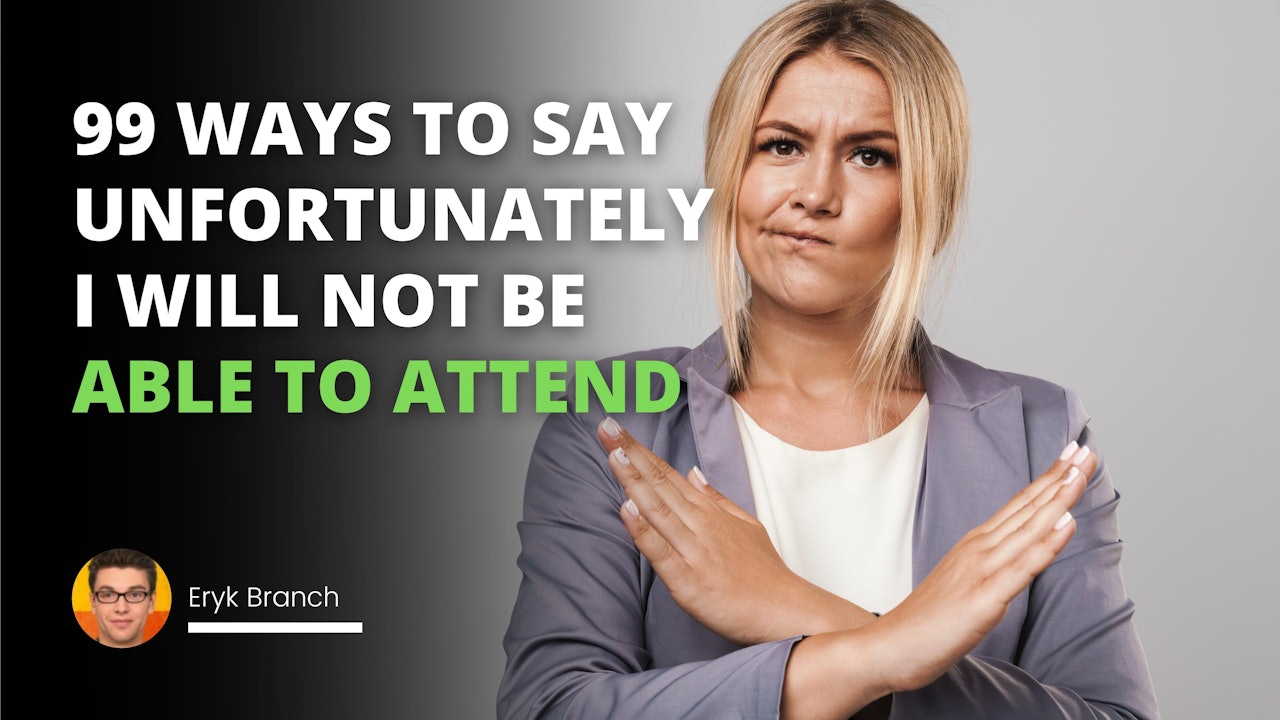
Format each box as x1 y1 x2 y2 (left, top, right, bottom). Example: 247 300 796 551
772 229 831 247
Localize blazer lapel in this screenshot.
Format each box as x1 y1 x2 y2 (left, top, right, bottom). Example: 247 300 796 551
677 332 758 516
914 339 1031 586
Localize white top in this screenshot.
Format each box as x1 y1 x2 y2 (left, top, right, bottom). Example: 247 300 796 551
731 396 928 614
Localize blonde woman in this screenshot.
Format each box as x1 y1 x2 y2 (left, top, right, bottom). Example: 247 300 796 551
500 1 1159 718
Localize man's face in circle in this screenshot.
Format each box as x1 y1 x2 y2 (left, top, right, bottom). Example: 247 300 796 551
91 566 155 648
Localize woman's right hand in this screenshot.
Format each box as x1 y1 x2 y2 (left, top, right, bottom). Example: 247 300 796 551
783 442 1097 718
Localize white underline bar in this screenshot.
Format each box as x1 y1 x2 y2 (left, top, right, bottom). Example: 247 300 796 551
188 622 363 634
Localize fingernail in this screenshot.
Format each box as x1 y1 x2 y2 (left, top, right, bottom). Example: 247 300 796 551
1061 467 1080 486
1054 511 1073 530
1069 445 1091 466
690 466 708 486
612 447 630 466
1058 441 1079 461
624 498 639 517
602 417 622 439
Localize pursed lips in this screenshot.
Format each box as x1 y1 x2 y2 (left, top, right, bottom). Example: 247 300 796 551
770 229 832 246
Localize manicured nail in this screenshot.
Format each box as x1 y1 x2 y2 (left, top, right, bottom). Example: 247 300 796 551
1069 445 1091 466
1054 511 1073 530
602 417 622 439
612 447 630 466
690 466 708 486
624 498 639 517
1061 467 1080 486
1058 441 1079 461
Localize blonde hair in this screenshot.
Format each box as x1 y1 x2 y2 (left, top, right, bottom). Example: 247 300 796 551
706 0 969 421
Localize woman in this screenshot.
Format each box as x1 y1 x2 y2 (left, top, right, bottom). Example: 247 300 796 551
499 1 1159 718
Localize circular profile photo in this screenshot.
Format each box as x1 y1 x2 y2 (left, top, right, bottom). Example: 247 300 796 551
72 548 172 648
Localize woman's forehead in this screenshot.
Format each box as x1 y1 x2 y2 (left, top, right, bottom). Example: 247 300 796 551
759 52 894 134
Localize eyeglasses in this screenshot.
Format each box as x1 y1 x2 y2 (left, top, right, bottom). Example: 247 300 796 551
93 589 152 603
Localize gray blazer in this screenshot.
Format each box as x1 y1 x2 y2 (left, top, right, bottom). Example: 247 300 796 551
499 331 1159 719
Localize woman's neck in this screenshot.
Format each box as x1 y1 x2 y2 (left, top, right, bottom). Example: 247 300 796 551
731 297 922 450
741 297 875 396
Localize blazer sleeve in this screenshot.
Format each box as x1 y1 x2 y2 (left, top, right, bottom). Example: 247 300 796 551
498 407 800 720
887 388 1161 720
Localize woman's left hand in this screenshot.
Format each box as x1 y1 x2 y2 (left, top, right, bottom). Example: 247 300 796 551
597 417 876 646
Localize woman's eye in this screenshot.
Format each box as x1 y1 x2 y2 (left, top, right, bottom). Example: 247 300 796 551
758 138 800 157
852 149 892 168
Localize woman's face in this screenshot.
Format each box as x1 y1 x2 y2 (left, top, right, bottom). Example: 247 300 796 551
736 50 901 324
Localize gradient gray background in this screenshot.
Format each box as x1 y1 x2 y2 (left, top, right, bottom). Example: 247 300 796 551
44 1 1278 718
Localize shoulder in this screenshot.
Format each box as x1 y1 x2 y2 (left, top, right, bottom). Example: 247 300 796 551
523 343 701 522
924 343 1092 466
582 344 694 397
927 342 1084 415
531 342 699 453
573 343 695 409
555 330 731 425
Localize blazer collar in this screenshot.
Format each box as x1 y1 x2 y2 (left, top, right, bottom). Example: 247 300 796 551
916 334 1021 411
673 329 1032 588
674 331 758 514
670 324 1018 399
912 335 1030 586
671 328 1020 409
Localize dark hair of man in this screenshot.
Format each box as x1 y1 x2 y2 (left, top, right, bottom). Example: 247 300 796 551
88 548 158 593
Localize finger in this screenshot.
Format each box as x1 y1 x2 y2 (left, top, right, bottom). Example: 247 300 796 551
985 461 1089 573
607 446 698 553
979 442 1094 532
597 416 628 452
981 441 1088 530
998 445 1100 535
689 466 756 522
986 485 1080 599
987 447 1097 545
599 417 704 508
619 498 693 583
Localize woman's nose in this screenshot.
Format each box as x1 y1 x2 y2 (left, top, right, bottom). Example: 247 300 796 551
789 156 842 216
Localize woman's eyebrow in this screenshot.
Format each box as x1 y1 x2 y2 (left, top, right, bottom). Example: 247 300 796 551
755 120 810 139
843 129 897 143
754 120 896 144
